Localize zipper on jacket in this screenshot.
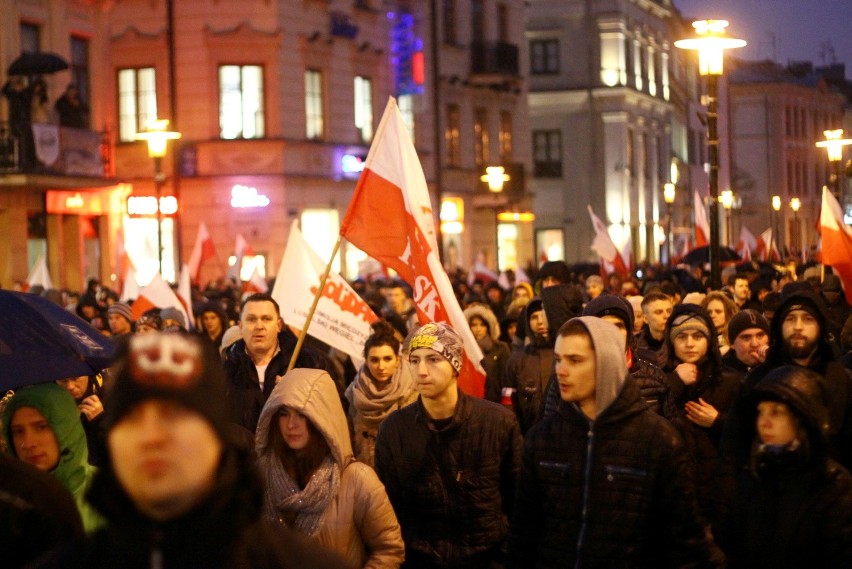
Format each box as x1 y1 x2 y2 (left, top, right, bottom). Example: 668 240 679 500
574 425 594 569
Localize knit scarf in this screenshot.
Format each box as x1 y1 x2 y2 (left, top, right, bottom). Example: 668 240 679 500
348 366 413 426
261 453 340 536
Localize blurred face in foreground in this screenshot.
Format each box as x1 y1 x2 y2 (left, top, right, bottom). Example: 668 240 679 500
756 401 798 446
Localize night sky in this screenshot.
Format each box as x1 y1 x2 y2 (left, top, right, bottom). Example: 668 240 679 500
674 0 852 71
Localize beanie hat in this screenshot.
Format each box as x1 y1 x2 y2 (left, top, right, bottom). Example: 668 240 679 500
136 309 162 331
106 333 230 440
403 322 464 374
582 294 634 332
107 302 134 324
669 311 712 344
727 309 770 343
536 261 571 286
159 307 187 329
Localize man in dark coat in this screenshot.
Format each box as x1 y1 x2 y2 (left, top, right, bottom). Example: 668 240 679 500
508 317 718 568
375 323 522 568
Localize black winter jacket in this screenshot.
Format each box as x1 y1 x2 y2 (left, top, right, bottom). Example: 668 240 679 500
375 390 522 568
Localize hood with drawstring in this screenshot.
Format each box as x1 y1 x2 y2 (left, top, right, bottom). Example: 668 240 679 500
566 316 629 419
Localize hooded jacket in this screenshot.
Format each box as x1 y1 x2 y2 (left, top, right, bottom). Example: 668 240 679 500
256 368 404 568
3 383 103 533
508 317 716 568
464 304 512 403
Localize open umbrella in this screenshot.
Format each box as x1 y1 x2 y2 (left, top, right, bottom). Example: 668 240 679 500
7 52 69 76
680 245 741 266
0 290 115 390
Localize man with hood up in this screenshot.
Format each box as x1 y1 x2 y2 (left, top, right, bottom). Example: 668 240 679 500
507 317 718 568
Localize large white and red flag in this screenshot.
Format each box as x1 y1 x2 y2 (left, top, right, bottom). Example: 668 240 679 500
757 228 780 262
177 264 196 330
339 98 487 397
588 205 629 277
820 187 852 304
187 222 217 285
226 233 254 283
736 225 757 259
131 273 191 327
272 222 377 367
244 264 269 294
694 190 710 247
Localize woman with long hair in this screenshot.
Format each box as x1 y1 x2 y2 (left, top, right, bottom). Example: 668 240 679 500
701 291 739 356
344 320 417 467
256 368 404 568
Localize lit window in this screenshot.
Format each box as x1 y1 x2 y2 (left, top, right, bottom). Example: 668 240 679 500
354 76 373 143
446 104 461 167
499 111 513 162
118 67 157 142
305 69 324 140
219 65 264 140
474 108 489 167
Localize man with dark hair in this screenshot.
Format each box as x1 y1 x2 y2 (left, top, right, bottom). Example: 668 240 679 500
223 293 339 432
636 291 672 367
729 274 759 311
505 297 554 432
722 309 769 375
384 280 418 335
508 317 718 568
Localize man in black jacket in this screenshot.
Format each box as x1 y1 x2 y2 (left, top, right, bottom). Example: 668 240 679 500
508 317 718 568
375 322 522 568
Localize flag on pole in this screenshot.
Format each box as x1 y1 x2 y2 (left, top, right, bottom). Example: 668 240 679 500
467 256 499 285
26 254 53 290
272 222 376 367
131 273 191 327
757 228 780 262
120 267 140 302
820 187 852 305
620 231 634 275
244 264 269 294
226 233 254 283
187 222 217 285
694 190 710 247
588 205 629 277
736 226 758 259
177 264 196 330
339 97 487 397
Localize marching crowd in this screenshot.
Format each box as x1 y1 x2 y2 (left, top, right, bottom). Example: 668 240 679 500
3 258 852 568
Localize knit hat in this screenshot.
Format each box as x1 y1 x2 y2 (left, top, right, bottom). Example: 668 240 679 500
106 333 230 440
107 302 134 324
536 261 571 286
159 307 187 329
403 322 464 374
669 311 712 343
582 294 634 332
136 309 162 331
727 309 770 343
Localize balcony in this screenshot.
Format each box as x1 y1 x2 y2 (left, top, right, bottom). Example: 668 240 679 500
470 41 520 86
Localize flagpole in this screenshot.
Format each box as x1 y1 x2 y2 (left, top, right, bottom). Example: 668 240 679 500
286 235 343 373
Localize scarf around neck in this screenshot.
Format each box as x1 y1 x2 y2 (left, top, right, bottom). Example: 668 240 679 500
261 453 340 536
347 365 413 426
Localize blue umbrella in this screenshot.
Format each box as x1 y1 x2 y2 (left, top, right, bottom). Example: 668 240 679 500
0 290 115 390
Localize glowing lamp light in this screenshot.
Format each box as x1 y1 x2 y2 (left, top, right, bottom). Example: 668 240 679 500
497 210 535 223
771 195 782 212
65 192 84 209
816 129 852 162
674 20 746 76
720 190 734 209
790 197 801 213
481 166 510 192
136 119 181 158
230 184 270 208
663 183 676 204
127 196 179 215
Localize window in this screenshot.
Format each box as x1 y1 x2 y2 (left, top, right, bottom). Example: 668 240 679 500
354 76 373 143
20 23 39 53
70 37 90 112
445 104 461 167
499 111 512 162
305 69 323 140
530 39 559 74
219 65 264 140
442 0 457 44
398 94 415 141
533 130 562 178
118 67 157 142
474 108 489 167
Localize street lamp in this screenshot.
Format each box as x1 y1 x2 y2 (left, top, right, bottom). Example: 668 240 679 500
815 129 852 203
481 166 511 269
676 20 746 290
790 197 801 255
720 189 734 246
663 182 676 268
771 195 782 258
136 119 181 276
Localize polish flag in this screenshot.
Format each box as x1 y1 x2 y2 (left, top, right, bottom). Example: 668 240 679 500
115 228 137 293
177 264 196 330
187 223 217 285
243 264 269 294
757 228 780 262
694 190 710 247
820 187 852 304
736 226 758 259
340 98 486 397
226 233 254 283
621 231 634 274
131 273 191 327
588 205 629 277
467 256 499 285
26 254 53 290
120 267 140 302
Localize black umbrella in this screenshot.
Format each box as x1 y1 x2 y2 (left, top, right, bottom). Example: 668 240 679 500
680 245 741 266
7 52 69 76
0 290 115 390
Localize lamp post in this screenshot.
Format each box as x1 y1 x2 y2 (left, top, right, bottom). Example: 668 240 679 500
136 119 181 276
676 20 746 290
663 182 676 268
770 195 782 258
790 197 801 255
816 129 852 204
720 189 735 246
481 166 510 270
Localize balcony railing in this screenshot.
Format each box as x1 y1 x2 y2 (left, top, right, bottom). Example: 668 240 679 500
0 121 106 177
470 41 520 83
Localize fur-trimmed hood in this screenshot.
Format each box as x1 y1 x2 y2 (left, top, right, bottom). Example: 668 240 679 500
463 304 501 341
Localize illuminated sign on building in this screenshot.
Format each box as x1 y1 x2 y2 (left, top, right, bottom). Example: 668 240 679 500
127 196 178 216
231 185 270 208
46 190 105 215
388 10 424 96
341 154 366 174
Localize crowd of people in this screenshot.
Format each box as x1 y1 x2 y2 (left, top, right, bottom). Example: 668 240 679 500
2 257 852 568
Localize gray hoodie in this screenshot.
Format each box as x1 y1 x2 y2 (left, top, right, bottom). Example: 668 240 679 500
569 316 629 420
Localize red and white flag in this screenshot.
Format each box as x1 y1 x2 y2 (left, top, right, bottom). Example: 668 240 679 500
244 264 269 294
620 231 634 275
736 226 758 259
272 222 377 367
340 98 487 397
131 273 191 327
468 256 499 285
757 228 780 262
187 223 217 285
177 263 196 330
694 190 710 247
820 187 852 304
26 254 53 290
226 233 254 283
588 205 629 277
120 267 140 302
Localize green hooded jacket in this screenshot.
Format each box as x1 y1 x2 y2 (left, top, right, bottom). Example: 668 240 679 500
3 382 104 533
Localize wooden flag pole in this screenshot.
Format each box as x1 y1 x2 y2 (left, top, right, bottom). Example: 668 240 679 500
286 234 344 373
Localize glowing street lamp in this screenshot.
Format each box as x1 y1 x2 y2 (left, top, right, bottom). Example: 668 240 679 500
815 129 852 202
676 20 746 289
790 197 802 253
481 166 511 193
137 119 181 276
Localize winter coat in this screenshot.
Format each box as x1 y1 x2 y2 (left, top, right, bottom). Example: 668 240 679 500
507 317 717 569
464 304 512 403
256 368 405 568
375 390 523 568
345 364 418 468
33 431 349 569
2 383 103 533
716 367 852 568
505 298 554 432
223 328 340 432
